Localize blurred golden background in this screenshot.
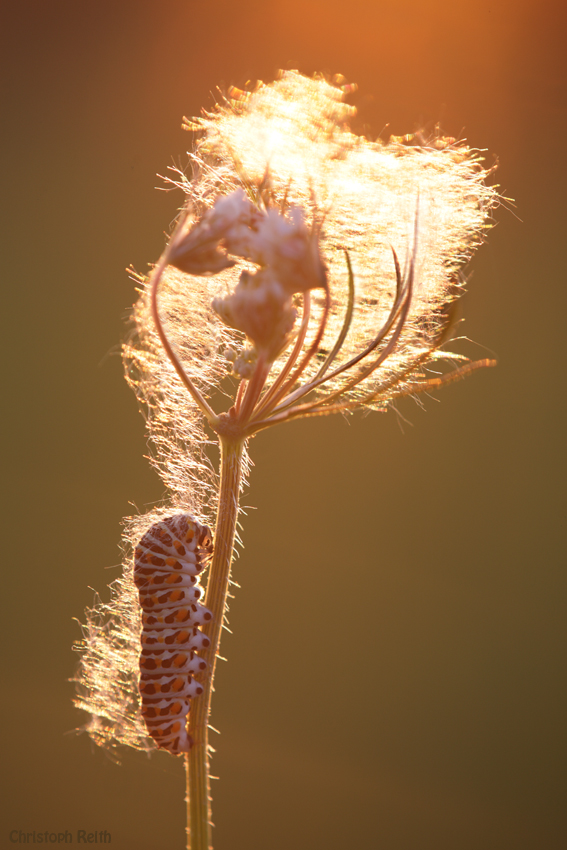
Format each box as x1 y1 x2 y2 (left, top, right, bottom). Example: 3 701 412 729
1 0 565 847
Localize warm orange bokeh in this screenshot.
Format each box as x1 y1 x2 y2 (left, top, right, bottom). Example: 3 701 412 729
2 1 565 848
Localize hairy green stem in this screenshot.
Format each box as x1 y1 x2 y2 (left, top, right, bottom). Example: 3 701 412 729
185 437 245 850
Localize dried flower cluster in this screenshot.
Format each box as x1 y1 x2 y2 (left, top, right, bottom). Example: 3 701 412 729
74 71 498 754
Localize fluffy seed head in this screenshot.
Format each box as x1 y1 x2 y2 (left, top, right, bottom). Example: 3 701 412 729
74 70 498 753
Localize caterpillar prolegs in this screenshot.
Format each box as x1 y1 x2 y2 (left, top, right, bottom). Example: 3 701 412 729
134 515 214 754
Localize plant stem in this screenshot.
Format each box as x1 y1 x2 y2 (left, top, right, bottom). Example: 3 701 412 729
185 436 245 850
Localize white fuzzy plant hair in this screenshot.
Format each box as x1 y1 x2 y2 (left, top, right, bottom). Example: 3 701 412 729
74 70 498 766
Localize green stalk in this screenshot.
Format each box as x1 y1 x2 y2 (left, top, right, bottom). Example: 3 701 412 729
185 436 245 850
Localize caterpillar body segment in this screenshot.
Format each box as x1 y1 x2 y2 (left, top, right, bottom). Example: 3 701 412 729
139 648 207 676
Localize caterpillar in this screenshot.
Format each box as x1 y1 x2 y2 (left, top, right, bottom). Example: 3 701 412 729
134 514 214 754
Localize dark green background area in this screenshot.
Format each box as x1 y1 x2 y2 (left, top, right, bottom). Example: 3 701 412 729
1 1 565 847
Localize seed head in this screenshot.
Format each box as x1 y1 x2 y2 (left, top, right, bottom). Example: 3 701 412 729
154 70 498 437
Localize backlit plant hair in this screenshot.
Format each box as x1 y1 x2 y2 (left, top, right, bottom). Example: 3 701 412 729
74 71 498 850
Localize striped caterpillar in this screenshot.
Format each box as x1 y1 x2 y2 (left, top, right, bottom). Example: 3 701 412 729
134 515 214 754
